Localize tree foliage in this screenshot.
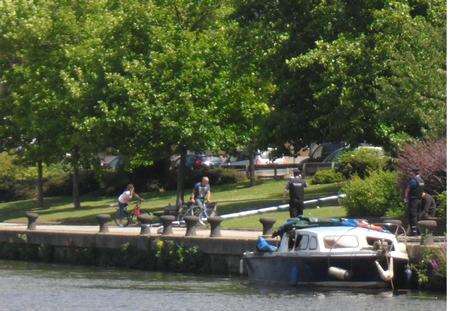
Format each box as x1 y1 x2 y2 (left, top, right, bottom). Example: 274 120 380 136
233 0 446 152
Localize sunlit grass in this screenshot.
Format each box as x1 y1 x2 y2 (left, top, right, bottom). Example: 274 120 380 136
0 179 342 226
222 206 347 230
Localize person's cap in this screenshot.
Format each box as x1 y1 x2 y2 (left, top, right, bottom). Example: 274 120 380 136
411 166 420 172
293 168 300 175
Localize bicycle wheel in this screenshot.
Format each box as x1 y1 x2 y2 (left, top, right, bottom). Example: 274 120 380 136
129 213 137 226
179 205 195 221
114 209 130 227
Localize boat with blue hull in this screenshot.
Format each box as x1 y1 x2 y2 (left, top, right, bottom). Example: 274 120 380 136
242 220 410 288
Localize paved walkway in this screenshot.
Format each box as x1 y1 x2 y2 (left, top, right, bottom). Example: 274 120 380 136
0 222 261 239
0 222 445 244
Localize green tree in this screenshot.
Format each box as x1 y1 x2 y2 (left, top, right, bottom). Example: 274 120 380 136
233 0 446 152
0 0 65 207
226 18 274 185
0 0 115 208
100 0 271 201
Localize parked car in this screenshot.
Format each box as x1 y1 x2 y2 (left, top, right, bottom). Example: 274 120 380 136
193 155 225 169
322 145 384 163
171 153 225 170
308 142 347 162
224 150 283 168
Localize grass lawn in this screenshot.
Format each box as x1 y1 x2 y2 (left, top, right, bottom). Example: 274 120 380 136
222 206 347 230
0 179 342 225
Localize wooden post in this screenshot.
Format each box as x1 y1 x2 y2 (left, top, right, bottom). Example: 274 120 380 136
175 146 187 209
37 161 44 208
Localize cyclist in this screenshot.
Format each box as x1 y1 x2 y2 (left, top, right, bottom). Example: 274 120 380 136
190 176 211 224
117 184 143 218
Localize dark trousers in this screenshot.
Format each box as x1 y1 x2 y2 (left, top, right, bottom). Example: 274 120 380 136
289 201 304 218
408 199 421 235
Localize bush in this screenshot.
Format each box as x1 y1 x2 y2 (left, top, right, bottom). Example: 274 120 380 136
0 152 37 201
412 245 446 291
311 169 344 185
337 148 389 179
182 167 247 187
397 138 446 195
342 170 403 217
96 169 131 196
436 191 446 225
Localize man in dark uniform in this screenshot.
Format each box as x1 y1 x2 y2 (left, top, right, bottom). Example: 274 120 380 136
404 167 425 236
419 192 436 220
285 168 307 218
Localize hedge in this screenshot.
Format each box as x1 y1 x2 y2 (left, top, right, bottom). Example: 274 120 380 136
342 170 403 217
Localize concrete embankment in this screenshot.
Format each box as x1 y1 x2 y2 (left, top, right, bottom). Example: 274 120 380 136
0 223 445 275
0 224 264 274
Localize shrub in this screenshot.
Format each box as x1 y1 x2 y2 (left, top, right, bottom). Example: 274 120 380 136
96 169 130 196
412 245 446 291
436 191 446 225
184 167 247 187
311 168 344 185
337 148 389 179
204 167 248 185
397 138 446 195
342 170 403 217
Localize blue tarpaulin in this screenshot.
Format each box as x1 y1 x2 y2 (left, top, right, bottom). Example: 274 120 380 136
256 236 277 252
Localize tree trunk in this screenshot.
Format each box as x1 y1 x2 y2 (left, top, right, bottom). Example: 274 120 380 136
176 146 187 208
248 150 256 186
72 146 81 209
36 160 44 208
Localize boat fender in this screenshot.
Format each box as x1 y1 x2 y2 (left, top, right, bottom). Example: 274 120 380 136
289 266 300 285
328 267 351 281
374 257 394 282
404 266 412 284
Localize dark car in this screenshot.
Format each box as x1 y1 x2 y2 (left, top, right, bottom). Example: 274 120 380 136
309 142 347 162
193 155 224 169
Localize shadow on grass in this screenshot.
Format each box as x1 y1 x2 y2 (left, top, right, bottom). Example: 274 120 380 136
0 195 115 222
218 199 284 214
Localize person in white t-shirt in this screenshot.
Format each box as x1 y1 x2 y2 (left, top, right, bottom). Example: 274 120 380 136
117 184 143 217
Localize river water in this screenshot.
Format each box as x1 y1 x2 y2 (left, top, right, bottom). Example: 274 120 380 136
0 260 445 311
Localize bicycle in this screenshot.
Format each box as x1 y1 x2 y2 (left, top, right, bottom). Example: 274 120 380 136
178 201 217 223
113 200 147 227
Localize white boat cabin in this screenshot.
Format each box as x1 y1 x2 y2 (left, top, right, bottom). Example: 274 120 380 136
278 226 408 260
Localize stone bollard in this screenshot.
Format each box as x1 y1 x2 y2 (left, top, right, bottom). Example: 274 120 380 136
138 214 155 235
96 214 111 233
259 218 276 236
207 216 223 238
184 216 199 237
418 220 437 246
160 215 175 235
25 212 39 230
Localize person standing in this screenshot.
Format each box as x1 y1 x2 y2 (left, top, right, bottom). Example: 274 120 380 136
419 192 437 220
404 167 425 236
285 168 307 218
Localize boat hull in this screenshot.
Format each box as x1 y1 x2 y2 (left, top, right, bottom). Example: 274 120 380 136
243 253 408 288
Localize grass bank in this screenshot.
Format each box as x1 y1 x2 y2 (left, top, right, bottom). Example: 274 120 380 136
222 206 346 230
0 179 342 225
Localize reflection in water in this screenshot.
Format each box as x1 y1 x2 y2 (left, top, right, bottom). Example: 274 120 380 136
0 260 445 311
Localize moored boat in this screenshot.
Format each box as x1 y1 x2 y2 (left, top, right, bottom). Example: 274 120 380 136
242 217 410 288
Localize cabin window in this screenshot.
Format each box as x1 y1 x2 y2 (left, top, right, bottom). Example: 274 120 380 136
294 234 309 250
309 236 318 250
323 235 358 249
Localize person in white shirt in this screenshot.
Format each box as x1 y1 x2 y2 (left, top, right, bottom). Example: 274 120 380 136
117 184 143 217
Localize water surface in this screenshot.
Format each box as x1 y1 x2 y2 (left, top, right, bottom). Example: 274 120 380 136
0 260 445 311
